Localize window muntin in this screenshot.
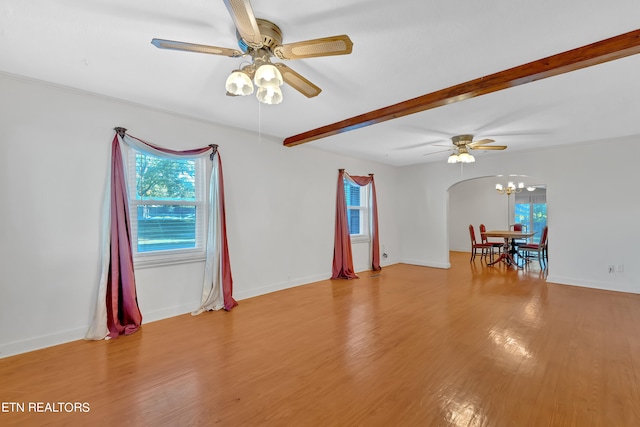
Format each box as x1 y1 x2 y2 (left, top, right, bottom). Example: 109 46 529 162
128 150 206 262
344 179 370 240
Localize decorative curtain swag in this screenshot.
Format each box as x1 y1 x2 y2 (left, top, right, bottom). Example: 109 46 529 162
331 169 381 279
86 128 236 341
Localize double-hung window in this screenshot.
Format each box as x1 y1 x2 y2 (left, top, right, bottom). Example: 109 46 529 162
127 148 207 265
344 179 370 242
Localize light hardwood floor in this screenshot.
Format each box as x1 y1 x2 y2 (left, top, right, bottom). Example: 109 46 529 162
2 252 640 426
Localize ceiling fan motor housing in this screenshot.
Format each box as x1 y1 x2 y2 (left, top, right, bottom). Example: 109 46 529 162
237 19 283 53
452 134 474 147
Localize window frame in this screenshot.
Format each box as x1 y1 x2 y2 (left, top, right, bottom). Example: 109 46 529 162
344 179 371 243
126 147 208 267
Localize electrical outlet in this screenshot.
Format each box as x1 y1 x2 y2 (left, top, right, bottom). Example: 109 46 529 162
608 265 615 273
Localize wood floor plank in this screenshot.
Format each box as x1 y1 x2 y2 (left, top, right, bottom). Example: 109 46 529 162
2 252 640 426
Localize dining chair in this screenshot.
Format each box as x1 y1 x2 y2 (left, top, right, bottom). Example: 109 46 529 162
479 224 503 259
510 223 527 237
519 226 548 270
469 224 493 263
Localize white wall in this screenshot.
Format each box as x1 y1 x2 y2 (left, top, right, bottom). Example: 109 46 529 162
398 137 640 293
0 74 401 357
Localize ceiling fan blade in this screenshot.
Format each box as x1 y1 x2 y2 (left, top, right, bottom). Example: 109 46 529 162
151 38 242 57
223 0 263 49
467 138 495 147
395 140 445 151
274 35 353 60
274 63 321 98
423 148 453 156
470 145 508 150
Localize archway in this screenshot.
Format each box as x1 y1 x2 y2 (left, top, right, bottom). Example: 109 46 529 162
447 175 546 256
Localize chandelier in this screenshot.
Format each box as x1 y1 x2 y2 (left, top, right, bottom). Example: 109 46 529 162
225 49 284 105
495 181 536 195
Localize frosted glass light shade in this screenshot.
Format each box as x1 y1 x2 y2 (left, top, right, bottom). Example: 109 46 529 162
458 152 475 163
225 71 253 96
448 153 460 163
256 86 283 105
254 64 283 88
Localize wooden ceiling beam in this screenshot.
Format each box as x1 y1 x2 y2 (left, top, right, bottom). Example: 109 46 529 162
283 29 640 147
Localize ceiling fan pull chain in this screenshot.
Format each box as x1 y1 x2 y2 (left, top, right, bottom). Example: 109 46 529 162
258 100 262 143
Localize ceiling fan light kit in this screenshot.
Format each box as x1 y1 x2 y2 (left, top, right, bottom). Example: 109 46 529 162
447 152 459 163
225 58 285 104
152 0 353 105
448 146 475 163
256 85 283 105
225 70 254 96
253 63 283 88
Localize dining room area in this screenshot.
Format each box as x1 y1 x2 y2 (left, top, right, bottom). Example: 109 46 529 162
449 175 548 272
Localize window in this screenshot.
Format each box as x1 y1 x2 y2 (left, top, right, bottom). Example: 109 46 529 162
515 189 547 243
344 179 370 241
127 149 206 264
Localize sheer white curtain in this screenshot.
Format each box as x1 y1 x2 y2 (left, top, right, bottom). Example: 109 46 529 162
191 151 238 316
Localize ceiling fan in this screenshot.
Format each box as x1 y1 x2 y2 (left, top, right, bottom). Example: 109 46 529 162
151 0 353 104
426 134 508 163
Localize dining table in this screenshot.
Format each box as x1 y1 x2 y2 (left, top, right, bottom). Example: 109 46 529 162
482 230 535 268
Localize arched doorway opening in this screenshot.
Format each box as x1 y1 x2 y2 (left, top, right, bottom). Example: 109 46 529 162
447 175 547 254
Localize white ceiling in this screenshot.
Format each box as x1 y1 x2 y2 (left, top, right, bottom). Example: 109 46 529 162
2 0 640 166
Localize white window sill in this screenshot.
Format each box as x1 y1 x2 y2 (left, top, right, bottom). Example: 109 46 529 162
350 235 371 244
134 251 206 269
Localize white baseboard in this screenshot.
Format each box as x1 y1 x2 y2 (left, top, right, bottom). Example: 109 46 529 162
400 258 451 269
0 302 203 359
141 302 201 323
0 327 87 359
234 261 404 301
233 272 332 301
546 275 640 295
